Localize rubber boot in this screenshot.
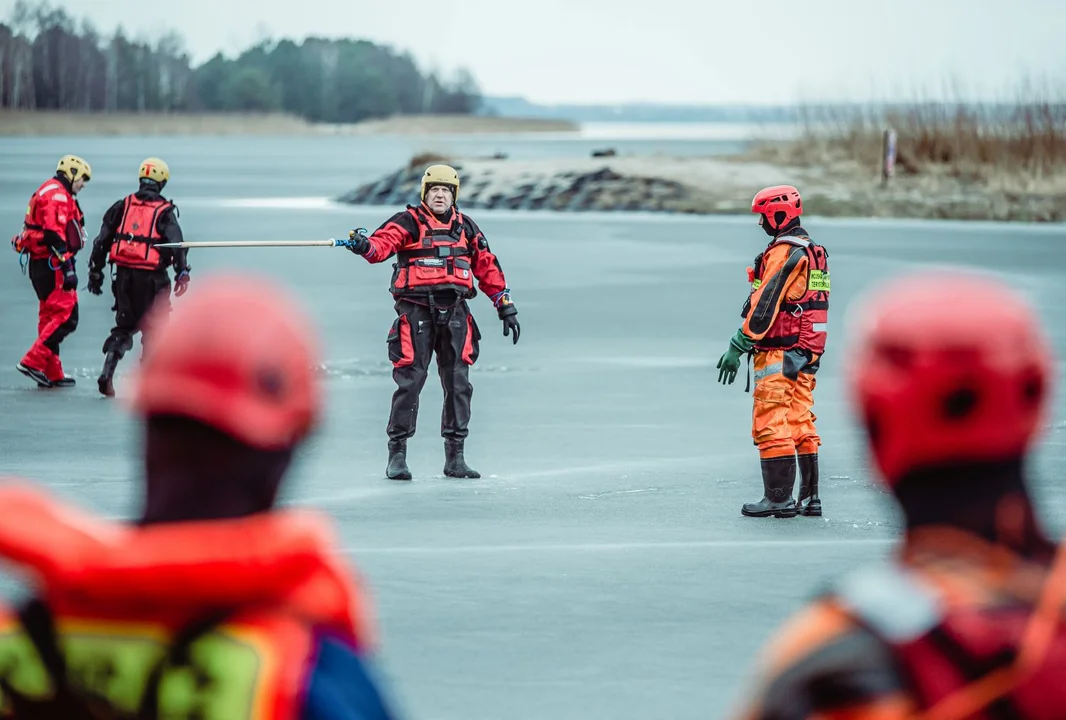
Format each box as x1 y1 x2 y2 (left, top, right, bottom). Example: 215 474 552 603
797 452 822 517
386 439 412 481
16 363 53 388
98 350 121 397
443 440 480 478
741 456 799 518
46 355 75 387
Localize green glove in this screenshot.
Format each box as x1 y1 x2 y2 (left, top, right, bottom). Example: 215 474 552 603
716 329 754 385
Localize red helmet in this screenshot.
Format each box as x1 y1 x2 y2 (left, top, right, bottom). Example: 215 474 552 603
130 274 321 450
847 271 1053 485
751 185 802 231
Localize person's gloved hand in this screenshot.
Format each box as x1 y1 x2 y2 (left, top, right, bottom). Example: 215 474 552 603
174 269 190 297
61 258 78 291
346 228 370 256
717 329 754 385
87 268 104 295
496 296 520 345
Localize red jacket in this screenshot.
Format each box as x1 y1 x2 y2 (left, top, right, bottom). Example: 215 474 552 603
363 204 510 302
19 175 85 260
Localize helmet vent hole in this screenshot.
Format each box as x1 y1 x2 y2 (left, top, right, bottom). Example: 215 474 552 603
1022 373 1044 406
880 343 914 370
257 367 286 400
865 410 882 445
942 387 978 420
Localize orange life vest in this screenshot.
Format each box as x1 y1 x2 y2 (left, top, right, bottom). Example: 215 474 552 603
109 194 173 270
20 178 84 260
390 205 475 296
748 235 830 355
834 556 1066 720
0 483 374 719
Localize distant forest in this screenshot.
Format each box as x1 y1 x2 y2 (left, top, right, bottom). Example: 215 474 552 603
0 2 482 122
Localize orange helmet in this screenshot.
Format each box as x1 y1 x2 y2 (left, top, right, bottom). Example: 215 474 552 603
847 270 1053 485
751 185 802 231
130 274 321 450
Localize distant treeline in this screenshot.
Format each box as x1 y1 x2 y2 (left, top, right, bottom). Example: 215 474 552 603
0 1 481 122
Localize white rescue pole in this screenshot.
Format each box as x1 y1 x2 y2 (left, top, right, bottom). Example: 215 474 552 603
155 239 351 249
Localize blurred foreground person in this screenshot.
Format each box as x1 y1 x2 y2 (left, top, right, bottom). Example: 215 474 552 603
0 275 401 719
730 271 1064 720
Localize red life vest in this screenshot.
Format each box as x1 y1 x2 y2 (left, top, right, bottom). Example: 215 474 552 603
834 559 1066 719
109 194 173 270
749 235 830 355
0 483 374 719
391 205 475 296
20 178 85 260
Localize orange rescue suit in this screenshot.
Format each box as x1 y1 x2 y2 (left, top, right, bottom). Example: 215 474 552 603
739 229 830 460
730 528 1066 720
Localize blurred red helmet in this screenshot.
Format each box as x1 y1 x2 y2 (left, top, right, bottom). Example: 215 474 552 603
130 273 321 450
751 185 802 231
847 270 1053 485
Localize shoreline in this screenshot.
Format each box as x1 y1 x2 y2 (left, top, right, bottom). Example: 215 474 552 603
0 110 580 137
336 152 1066 223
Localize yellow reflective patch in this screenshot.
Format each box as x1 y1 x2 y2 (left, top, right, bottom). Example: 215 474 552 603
0 627 55 710
751 279 762 291
157 631 262 720
0 622 264 719
808 270 830 292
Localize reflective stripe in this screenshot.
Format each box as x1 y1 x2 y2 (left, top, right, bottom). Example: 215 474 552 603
36 182 60 197
813 322 828 332
754 362 783 382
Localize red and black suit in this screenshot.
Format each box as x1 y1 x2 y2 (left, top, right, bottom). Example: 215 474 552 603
16 174 86 385
353 204 517 443
88 186 188 376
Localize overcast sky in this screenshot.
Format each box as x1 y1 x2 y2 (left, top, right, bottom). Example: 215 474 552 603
5 0 1063 105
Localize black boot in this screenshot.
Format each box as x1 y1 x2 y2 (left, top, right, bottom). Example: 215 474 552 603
386 439 412 480
443 440 480 478
97 350 121 397
741 456 799 518
797 453 822 517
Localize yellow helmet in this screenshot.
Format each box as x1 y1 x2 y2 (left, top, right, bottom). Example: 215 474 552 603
139 157 170 185
420 164 460 203
56 155 91 184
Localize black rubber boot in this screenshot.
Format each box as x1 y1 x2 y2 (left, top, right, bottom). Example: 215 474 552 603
97 350 121 397
386 439 412 480
16 363 53 388
797 453 822 516
741 456 799 518
443 440 480 478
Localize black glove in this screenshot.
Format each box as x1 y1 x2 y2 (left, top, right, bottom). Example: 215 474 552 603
87 268 104 296
346 229 370 255
174 269 190 297
498 302 520 345
61 259 78 291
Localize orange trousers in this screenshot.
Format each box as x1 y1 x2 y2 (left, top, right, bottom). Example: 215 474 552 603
751 348 821 460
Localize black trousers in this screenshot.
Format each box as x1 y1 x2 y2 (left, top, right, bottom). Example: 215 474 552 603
386 298 482 442
103 266 171 358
